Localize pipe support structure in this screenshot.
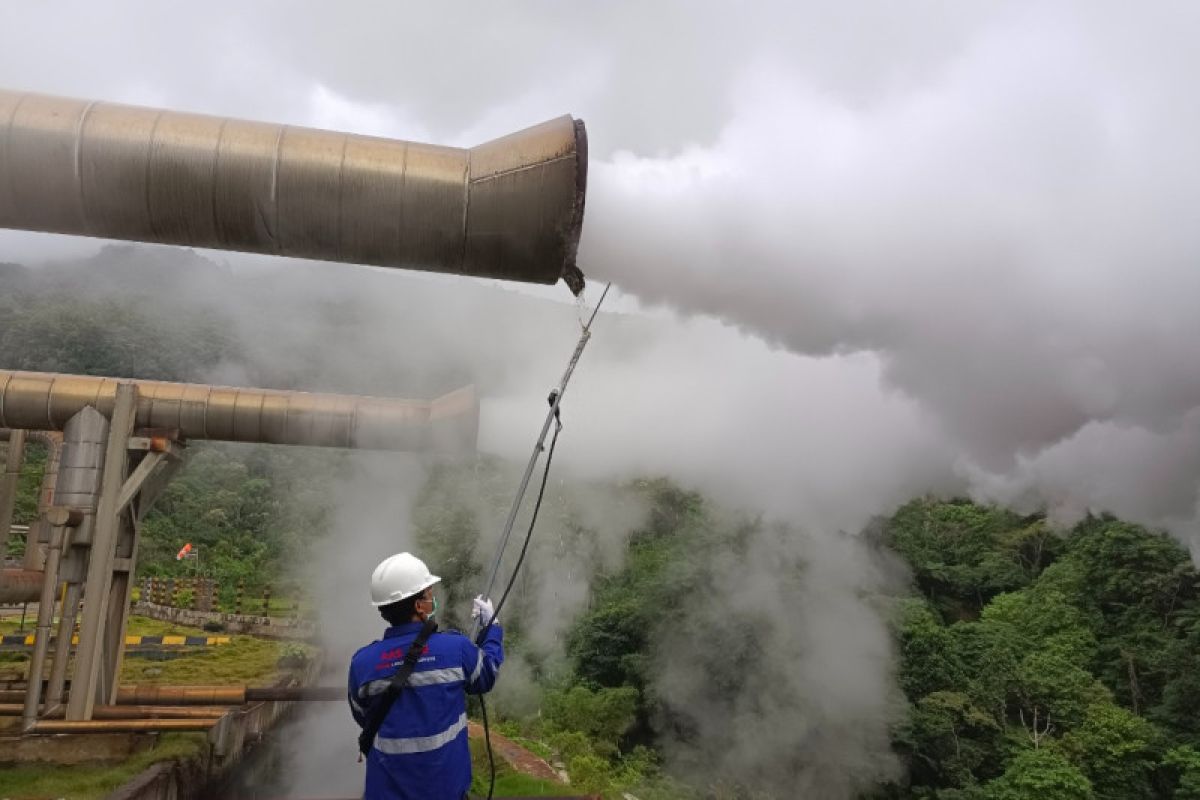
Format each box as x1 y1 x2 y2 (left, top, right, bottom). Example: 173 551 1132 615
22 514 73 731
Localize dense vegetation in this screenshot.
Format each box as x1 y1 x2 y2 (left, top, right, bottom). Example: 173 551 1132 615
6 254 1200 798
883 500 1200 799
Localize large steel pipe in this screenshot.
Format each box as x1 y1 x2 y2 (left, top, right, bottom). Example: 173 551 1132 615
0 89 587 291
0 370 478 453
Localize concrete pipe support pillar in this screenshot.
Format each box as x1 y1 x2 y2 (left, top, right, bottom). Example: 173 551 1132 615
43 407 108 715
67 384 137 720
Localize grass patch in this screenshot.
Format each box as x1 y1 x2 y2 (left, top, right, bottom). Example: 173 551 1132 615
124 614 210 638
468 736 566 798
0 615 315 685
0 733 207 800
120 617 316 685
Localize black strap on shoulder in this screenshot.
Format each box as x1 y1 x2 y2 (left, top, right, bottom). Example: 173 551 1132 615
357 618 438 757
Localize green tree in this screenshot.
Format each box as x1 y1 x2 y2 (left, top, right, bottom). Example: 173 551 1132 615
888 499 1055 619
908 691 1000 789
984 748 1093 800
1061 702 1159 800
543 684 639 758
1162 746 1200 800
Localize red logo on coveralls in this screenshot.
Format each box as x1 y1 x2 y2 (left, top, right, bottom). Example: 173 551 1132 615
375 645 430 669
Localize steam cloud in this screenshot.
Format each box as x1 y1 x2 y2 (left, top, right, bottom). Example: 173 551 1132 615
4 2 1200 796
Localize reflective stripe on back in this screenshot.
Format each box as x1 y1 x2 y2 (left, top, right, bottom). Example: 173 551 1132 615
374 711 468 755
358 667 465 698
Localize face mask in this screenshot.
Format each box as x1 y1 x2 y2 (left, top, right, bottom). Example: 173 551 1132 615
427 596 439 618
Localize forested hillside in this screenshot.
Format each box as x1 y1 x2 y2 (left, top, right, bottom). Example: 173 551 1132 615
5 253 1200 798
884 501 1200 799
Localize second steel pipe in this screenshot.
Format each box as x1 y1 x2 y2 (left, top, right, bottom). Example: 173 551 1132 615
0 370 478 453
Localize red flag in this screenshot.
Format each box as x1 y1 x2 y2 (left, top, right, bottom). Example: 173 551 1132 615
176 543 193 560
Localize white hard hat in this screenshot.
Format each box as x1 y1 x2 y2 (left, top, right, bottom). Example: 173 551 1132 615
370 552 441 607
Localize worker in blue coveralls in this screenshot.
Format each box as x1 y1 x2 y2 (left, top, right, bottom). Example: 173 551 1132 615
349 552 504 800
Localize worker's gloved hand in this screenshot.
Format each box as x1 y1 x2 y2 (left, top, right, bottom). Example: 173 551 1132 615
472 595 496 626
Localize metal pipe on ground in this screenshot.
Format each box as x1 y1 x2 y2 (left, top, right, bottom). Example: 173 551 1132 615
0 703 228 719
0 88 587 292
115 686 246 706
113 685 343 704
0 370 479 453
244 685 344 701
28 718 220 733
1 685 343 705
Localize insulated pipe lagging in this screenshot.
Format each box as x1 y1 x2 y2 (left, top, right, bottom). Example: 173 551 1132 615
0 370 478 453
0 89 587 291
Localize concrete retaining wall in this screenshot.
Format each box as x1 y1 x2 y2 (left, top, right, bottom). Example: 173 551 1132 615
132 601 314 641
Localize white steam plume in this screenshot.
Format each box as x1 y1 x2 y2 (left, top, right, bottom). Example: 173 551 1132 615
582 5 1200 544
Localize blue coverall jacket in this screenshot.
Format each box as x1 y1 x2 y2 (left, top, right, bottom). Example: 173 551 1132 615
349 621 504 800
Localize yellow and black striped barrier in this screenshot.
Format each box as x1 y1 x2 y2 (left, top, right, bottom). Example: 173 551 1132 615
1 633 231 650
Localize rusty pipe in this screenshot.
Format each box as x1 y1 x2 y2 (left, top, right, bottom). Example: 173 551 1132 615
113 684 343 704
0 703 228 719
0 568 43 603
28 718 220 733
0 89 587 292
3 685 339 706
115 686 246 706
0 370 478 453
244 685 343 701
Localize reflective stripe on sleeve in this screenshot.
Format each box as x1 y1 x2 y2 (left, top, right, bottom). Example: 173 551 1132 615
357 667 465 698
470 650 483 684
374 712 468 755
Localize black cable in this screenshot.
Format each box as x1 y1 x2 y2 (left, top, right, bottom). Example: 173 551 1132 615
477 691 496 800
475 415 564 800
